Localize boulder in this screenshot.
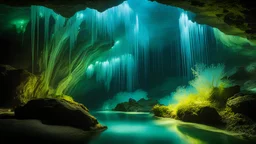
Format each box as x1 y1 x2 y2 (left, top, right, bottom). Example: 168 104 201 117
227 95 256 121
15 98 107 131
113 98 159 112
211 85 240 107
114 98 143 112
177 106 223 126
137 98 159 112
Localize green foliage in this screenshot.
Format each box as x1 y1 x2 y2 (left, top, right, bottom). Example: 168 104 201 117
176 100 211 117
157 63 233 118
152 104 174 118
190 63 232 92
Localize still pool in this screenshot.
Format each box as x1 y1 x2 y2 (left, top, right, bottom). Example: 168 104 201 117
89 111 254 144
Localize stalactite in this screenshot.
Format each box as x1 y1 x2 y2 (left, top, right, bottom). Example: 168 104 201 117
179 12 208 80
28 1 220 99
87 54 136 91
31 6 36 74
36 9 40 63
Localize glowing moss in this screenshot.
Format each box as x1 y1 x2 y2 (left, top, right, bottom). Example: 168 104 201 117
156 63 232 118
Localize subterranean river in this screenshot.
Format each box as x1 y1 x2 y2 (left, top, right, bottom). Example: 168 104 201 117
89 111 254 144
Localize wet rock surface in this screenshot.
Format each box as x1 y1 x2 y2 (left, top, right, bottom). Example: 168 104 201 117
176 106 223 126
15 98 107 131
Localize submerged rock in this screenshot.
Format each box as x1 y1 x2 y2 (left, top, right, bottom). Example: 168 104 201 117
113 98 159 112
227 95 256 121
177 106 223 126
15 98 106 131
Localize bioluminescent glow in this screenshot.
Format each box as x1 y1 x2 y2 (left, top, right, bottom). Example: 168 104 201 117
159 86 197 106
11 19 29 33
179 12 208 79
86 54 136 91
89 111 249 144
102 89 148 110
159 63 231 106
246 62 256 73
24 0 250 101
28 1 152 99
109 123 147 134
213 28 256 50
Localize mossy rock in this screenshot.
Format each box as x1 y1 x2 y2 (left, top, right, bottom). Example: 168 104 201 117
223 110 256 137
227 95 256 121
211 85 240 107
152 105 174 118
113 98 143 112
114 98 159 112
177 105 223 126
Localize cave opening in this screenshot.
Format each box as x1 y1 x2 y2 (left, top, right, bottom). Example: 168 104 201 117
1 0 256 143
24 0 254 109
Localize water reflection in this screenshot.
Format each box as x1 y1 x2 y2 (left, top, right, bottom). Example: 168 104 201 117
90 111 255 144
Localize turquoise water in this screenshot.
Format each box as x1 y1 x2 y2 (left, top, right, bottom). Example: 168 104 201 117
89 111 254 144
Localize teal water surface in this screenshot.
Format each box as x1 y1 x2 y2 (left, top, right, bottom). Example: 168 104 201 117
89 111 254 144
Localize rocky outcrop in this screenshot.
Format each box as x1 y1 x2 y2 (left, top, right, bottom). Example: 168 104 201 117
15 98 107 131
0 65 37 107
153 0 256 43
176 106 223 126
220 107 256 137
227 94 256 121
211 85 240 107
114 98 159 112
114 98 141 112
152 87 256 137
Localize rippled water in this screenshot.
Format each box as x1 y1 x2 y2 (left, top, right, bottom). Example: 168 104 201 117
89 111 254 144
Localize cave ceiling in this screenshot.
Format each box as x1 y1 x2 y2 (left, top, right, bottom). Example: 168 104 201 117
0 0 256 43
